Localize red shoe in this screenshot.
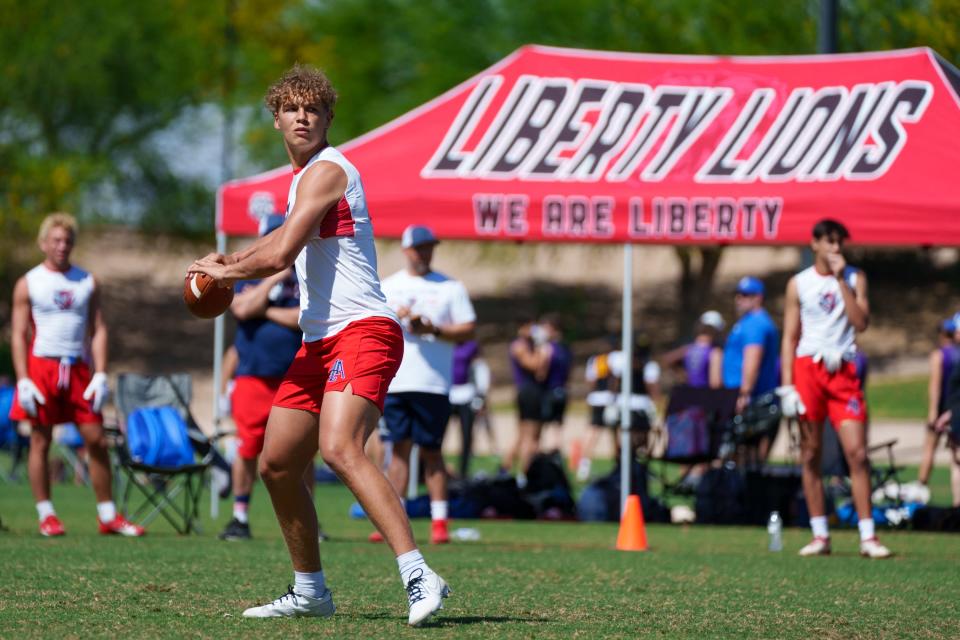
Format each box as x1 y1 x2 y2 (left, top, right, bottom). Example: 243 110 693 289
39 514 66 537
431 519 450 544
368 530 385 543
99 515 145 537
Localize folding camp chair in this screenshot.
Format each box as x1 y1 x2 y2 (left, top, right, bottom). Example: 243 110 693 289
111 373 227 534
651 385 739 497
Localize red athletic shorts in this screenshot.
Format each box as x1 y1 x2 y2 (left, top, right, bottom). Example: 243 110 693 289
273 317 403 415
8 354 101 426
793 355 867 427
232 375 282 459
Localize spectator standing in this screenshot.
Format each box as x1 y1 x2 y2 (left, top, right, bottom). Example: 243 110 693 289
539 315 572 452
377 225 477 544
578 337 617 481
919 317 960 489
448 339 485 479
502 319 549 486
723 277 781 414
661 310 725 388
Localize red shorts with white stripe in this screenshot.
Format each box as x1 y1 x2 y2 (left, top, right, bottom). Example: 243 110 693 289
273 317 403 415
793 355 867 428
232 375 283 459
8 354 101 426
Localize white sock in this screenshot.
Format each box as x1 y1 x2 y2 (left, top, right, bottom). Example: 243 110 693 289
810 515 829 539
858 517 876 542
293 570 326 598
97 501 117 523
36 501 55 521
233 505 249 524
397 549 428 586
430 500 448 522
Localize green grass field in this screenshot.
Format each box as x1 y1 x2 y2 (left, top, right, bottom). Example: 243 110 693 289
2 468 960 640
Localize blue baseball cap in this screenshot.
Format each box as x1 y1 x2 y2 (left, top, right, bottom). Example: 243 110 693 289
401 225 439 249
949 313 960 332
735 276 765 296
258 214 285 237
942 318 957 334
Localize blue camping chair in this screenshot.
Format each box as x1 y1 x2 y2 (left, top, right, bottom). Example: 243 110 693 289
111 373 227 534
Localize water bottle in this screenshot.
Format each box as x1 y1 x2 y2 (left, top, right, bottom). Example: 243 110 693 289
767 511 783 552
451 527 481 542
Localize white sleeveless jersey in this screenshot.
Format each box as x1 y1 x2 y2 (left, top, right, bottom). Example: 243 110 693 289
25 264 95 359
795 265 860 359
286 146 397 341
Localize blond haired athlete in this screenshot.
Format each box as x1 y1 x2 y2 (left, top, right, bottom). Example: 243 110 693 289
9 213 143 537
189 65 449 626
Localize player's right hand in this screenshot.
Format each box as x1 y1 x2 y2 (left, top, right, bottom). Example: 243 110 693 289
16 378 45 417
775 385 806 419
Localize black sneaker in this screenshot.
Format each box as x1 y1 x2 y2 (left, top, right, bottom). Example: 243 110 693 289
219 517 251 541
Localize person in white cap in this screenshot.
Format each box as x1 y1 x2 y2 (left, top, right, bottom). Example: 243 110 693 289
660 310 725 389
780 218 891 559
9 212 144 538
374 225 477 545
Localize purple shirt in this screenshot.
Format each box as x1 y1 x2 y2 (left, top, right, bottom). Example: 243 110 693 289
510 339 539 388
452 340 479 385
545 341 572 390
684 342 712 388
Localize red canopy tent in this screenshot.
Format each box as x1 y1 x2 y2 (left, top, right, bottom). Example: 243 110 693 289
215 45 960 512
218 45 960 245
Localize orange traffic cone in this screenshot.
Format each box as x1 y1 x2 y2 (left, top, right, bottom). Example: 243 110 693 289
616 494 648 552
568 438 582 473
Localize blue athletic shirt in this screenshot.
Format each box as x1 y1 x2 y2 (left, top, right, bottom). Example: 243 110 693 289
722 308 780 396
234 274 302 378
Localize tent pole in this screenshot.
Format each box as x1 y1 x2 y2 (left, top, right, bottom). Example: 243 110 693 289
620 243 634 517
211 230 227 518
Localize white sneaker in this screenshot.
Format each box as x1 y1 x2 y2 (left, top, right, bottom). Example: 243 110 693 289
798 536 831 556
860 537 893 559
405 568 450 626
242 585 335 618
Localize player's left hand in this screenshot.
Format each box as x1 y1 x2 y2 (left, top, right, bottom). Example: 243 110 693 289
83 372 110 413
826 252 846 277
934 410 952 432
188 257 234 288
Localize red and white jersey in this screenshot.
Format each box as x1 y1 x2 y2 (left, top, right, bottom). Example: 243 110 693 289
286 146 397 341
795 265 860 359
25 264 95 359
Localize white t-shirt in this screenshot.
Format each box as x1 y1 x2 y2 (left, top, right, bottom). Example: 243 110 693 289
286 146 397 341
795 265 859 359
607 350 661 385
381 269 476 394
26 264 95 359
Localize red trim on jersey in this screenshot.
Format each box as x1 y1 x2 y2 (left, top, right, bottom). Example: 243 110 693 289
317 195 355 238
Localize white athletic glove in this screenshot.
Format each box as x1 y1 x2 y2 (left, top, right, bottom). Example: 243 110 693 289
219 380 235 418
813 350 844 374
82 372 110 413
16 378 46 417
775 385 806 419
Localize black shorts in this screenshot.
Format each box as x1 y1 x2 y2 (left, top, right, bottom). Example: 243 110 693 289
542 388 567 424
517 384 544 422
382 392 452 450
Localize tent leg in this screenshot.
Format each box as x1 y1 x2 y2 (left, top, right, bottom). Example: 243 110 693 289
211 230 227 519
620 243 634 518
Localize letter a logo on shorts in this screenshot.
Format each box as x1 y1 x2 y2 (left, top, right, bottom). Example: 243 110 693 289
328 359 346 383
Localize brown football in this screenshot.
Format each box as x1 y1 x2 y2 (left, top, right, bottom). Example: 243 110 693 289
183 272 234 319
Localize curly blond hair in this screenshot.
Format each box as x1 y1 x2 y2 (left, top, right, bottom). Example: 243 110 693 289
38 212 78 244
265 64 338 114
